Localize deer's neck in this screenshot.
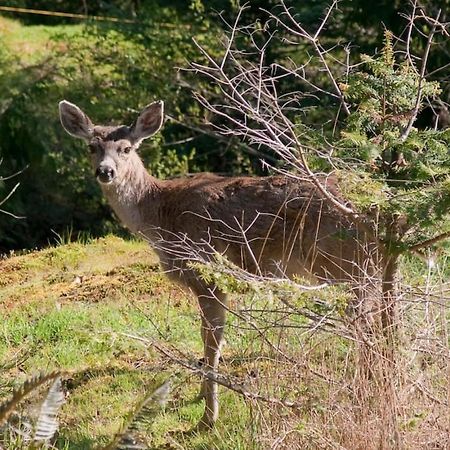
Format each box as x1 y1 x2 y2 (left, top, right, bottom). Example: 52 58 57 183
100 155 161 235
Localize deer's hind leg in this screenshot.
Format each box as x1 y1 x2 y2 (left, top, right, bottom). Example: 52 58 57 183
194 286 227 429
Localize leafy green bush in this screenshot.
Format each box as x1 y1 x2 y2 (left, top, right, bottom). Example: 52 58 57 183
1 0 448 251
0 13 230 251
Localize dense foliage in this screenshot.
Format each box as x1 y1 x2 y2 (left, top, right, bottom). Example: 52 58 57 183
0 0 448 251
336 33 450 249
0 4 229 250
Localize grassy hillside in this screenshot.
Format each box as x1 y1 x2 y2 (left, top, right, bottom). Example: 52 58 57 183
0 236 251 449
1 236 448 449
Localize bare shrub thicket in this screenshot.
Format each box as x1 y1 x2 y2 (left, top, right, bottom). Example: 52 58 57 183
140 2 450 448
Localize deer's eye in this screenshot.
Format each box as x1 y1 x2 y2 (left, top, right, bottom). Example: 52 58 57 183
88 144 97 154
122 146 132 154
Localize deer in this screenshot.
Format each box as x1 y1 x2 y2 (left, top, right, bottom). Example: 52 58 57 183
58 99 373 429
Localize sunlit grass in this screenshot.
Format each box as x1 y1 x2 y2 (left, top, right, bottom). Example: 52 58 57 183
0 235 254 448
0 234 447 448
0 15 82 64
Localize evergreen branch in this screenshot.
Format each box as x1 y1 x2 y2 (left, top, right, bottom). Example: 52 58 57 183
100 379 171 450
32 376 65 444
263 94 379 243
0 372 61 426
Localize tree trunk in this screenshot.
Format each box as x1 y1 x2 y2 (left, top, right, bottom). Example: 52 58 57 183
379 247 401 449
381 252 399 337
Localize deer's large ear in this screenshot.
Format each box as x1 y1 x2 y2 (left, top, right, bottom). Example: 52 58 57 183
59 100 94 140
130 100 164 143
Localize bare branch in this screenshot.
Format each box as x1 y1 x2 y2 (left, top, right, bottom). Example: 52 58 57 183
399 8 442 142
220 5 247 70
0 182 25 219
314 0 339 41
408 231 450 253
0 182 21 208
270 0 351 115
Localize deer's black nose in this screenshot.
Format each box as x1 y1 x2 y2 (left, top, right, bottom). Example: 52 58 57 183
95 166 115 184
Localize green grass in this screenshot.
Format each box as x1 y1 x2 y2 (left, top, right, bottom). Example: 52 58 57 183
0 15 82 64
1 235 448 449
0 236 254 449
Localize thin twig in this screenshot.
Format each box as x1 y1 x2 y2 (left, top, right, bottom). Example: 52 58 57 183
408 231 450 253
399 9 442 142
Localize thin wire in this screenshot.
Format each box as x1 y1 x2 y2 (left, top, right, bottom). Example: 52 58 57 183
0 5 136 23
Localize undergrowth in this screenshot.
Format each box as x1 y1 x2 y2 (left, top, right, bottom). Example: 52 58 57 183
1 236 448 448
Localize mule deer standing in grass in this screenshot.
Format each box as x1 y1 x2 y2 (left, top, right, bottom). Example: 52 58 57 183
59 99 372 429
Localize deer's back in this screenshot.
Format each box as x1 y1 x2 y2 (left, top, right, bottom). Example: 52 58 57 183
148 173 367 284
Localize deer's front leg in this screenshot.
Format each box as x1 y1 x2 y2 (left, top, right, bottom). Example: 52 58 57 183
197 290 227 429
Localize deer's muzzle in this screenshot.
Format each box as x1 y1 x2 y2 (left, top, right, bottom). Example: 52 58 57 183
95 166 115 184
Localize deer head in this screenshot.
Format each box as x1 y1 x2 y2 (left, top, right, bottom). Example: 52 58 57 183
59 100 164 185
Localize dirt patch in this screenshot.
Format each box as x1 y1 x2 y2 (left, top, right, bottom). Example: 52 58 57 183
59 263 163 303
0 260 27 287
59 274 124 303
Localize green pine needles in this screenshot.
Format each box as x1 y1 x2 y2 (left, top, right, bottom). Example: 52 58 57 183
337 31 450 252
